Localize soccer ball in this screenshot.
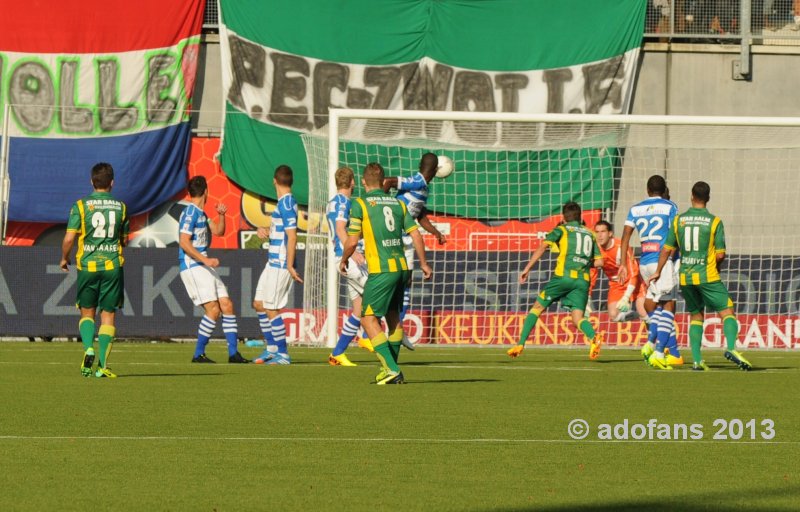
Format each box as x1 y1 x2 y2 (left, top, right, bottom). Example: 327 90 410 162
435 155 454 179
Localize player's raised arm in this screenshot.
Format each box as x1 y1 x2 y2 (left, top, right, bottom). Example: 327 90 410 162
208 202 227 236
417 207 446 245
382 176 398 192
409 229 432 279
519 243 548 284
617 224 635 283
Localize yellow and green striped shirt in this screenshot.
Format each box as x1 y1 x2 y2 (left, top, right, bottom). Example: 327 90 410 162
544 221 601 281
665 207 726 285
348 190 418 274
66 191 129 271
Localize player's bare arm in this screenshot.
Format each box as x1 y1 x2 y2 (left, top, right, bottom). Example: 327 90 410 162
340 233 360 274
256 226 269 239
382 177 398 193
648 247 674 285
409 229 432 279
60 231 77 271
617 225 635 283
285 229 303 283
418 209 446 245
179 232 219 267
208 203 227 236
337 219 365 265
519 244 547 283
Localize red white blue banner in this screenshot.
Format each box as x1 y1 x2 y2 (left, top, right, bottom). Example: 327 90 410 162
0 0 204 222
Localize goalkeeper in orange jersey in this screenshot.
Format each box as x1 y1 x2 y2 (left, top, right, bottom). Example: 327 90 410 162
589 220 648 323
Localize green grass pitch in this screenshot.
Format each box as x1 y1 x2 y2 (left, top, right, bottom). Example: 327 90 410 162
0 342 798 511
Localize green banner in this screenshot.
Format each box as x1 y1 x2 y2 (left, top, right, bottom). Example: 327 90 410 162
219 0 645 208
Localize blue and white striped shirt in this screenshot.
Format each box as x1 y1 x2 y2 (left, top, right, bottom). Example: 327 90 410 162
326 193 350 257
178 203 209 271
268 193 298 269
396 172 429 220
624 197 679 265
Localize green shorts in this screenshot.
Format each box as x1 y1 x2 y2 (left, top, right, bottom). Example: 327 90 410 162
536 276 590 312
361 270 411 318
680 281 733 314
76 268 125 312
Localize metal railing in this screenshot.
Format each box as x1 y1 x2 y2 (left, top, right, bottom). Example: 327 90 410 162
644 0 800 40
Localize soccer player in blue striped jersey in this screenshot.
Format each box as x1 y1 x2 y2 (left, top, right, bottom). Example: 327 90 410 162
326 167 370 366
382 153 447 350
179 176 249 364
253 165 304 365
619 175 682 369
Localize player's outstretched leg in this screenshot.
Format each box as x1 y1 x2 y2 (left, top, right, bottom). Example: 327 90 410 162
223 315 249 364
79 317 96 377
509 309 540 358
329 314 360 366
575 317 602 360
399 288 415 351
720 314 752 371
192 315 215 363
665 324 683 366
688 319 705 370
253 313 276 363
648 309 674 369
95 325 117 378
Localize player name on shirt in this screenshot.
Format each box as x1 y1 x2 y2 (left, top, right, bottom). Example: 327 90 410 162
382 238 403 247
83 243 120 253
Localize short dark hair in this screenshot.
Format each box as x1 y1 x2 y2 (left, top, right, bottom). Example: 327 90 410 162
594 220 613 232
274 165 293 187
91 162 114 189
692 181 711 203
419 152 438 178
562 201 582 222
363 162 385 186
646 175 667 196
187 176 207 198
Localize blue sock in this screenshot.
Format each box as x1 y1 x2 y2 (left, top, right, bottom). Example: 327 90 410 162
666 323 681 357
400 288 411 322
258 313 276 351
195 315 215 358
655 310 674 353
222 314 238 357
333 314 361 356
271 315 288 354
648 307 662 343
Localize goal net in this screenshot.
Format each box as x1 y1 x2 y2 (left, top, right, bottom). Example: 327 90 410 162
301 110 800 350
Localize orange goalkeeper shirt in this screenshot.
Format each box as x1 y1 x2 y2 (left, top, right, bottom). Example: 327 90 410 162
589 237 641 296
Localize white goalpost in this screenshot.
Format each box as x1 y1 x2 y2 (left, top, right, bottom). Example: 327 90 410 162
301 109 800 350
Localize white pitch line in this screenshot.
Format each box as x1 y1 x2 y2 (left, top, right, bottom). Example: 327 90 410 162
0 361 796 373
0 435 796 445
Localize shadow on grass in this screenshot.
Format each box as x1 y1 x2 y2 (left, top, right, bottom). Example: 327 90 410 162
405 378 501 384
488 484 800 512
118 373 225 378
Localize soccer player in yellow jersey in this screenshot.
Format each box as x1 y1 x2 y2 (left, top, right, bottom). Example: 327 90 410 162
650 181 752 371
340 162 432 384
509 202 605 360
60 163 129 378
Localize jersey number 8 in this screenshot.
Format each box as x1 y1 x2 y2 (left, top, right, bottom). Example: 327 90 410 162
382 206 396 232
